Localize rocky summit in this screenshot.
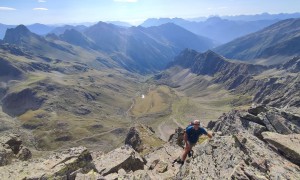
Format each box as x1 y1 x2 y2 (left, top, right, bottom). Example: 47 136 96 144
0 105 299 179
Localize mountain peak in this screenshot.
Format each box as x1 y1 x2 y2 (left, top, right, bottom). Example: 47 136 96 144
14 25 30 34
3 25 32 44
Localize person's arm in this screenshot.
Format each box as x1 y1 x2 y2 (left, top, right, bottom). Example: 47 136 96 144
206 131 213 138
202 128 213 138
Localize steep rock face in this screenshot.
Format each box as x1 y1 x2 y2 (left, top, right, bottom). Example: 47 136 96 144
168 127 185 148
125 127 143 152
177 106 300 179
2 88 46 117
3 25 32 45
177 133 300 179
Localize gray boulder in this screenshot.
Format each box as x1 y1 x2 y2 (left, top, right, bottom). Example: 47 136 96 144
168 127 185 148
0 134 32 166
125 127 143 152
94 145 145 176
0 146 95 179
262 132 300 165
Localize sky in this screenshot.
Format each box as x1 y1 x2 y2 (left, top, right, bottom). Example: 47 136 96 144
0 0 299 25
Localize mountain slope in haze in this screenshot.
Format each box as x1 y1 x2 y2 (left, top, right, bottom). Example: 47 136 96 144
188 12 300 22
222 12 300 21
141 17 279 44
27 23 56 35
59 29 97 50
2 25 123 73
50 25 87 35
155 49 300 113
0 24 15 40
82 22 214 73
215 18 300 64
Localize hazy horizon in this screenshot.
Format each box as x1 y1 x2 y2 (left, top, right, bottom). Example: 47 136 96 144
0 0 300 25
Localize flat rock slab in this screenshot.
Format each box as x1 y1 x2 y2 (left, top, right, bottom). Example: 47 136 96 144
94 145 145 176
262 132 300 165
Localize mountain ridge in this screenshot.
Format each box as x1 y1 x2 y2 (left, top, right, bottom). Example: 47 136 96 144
214 18 300 64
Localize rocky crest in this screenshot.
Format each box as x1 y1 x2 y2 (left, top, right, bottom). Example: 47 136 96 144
0 105 299 179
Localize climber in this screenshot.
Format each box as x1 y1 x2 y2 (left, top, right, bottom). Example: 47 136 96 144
177 119 213 165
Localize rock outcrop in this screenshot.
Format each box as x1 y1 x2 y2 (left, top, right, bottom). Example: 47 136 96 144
262 132 300 165
125 124 164 154
177 132 300 179
0 105 299 179
94 145 145 176
212 105 300 136
0 134 32 166
0 146 95 179
176 105 300 179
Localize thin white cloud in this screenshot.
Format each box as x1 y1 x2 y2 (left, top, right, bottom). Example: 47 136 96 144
38 0 47 2
114 0 138 2
207 7 228 11
0 7 16 11
33 8 48 11
218 7 228 10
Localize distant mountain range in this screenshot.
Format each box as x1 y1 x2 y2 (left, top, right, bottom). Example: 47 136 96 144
215 18 300 64
186 12 300 22
141 17 279 44
1 22 214 73
0 21 132 39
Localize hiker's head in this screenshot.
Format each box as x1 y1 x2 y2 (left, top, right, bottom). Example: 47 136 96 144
193 120 200 129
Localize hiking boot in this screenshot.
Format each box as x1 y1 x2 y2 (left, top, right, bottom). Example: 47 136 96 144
188 151 192 157
177 159 184 165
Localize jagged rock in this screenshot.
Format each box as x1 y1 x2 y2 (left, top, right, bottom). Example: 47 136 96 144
212 107 300 138
125 127 143 152
176 133 300 179
168 127 185 148
44 146 94 179
248 105 268 116
144 144 182 179
0 146 94 179
156 161 168 173
0 134 31 166
263 111 293 134
17 147 32 161
0 134 22 154
262 132 300 165
0 146 14 166
125 124 164 154
212 110 268 138
240 111 265 126
94 145 145 176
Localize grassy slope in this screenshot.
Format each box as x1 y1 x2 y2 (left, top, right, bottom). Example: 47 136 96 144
128 81 251 141
0 47 145 151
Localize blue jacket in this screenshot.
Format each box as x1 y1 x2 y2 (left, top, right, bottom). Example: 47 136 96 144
186 126 207 144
